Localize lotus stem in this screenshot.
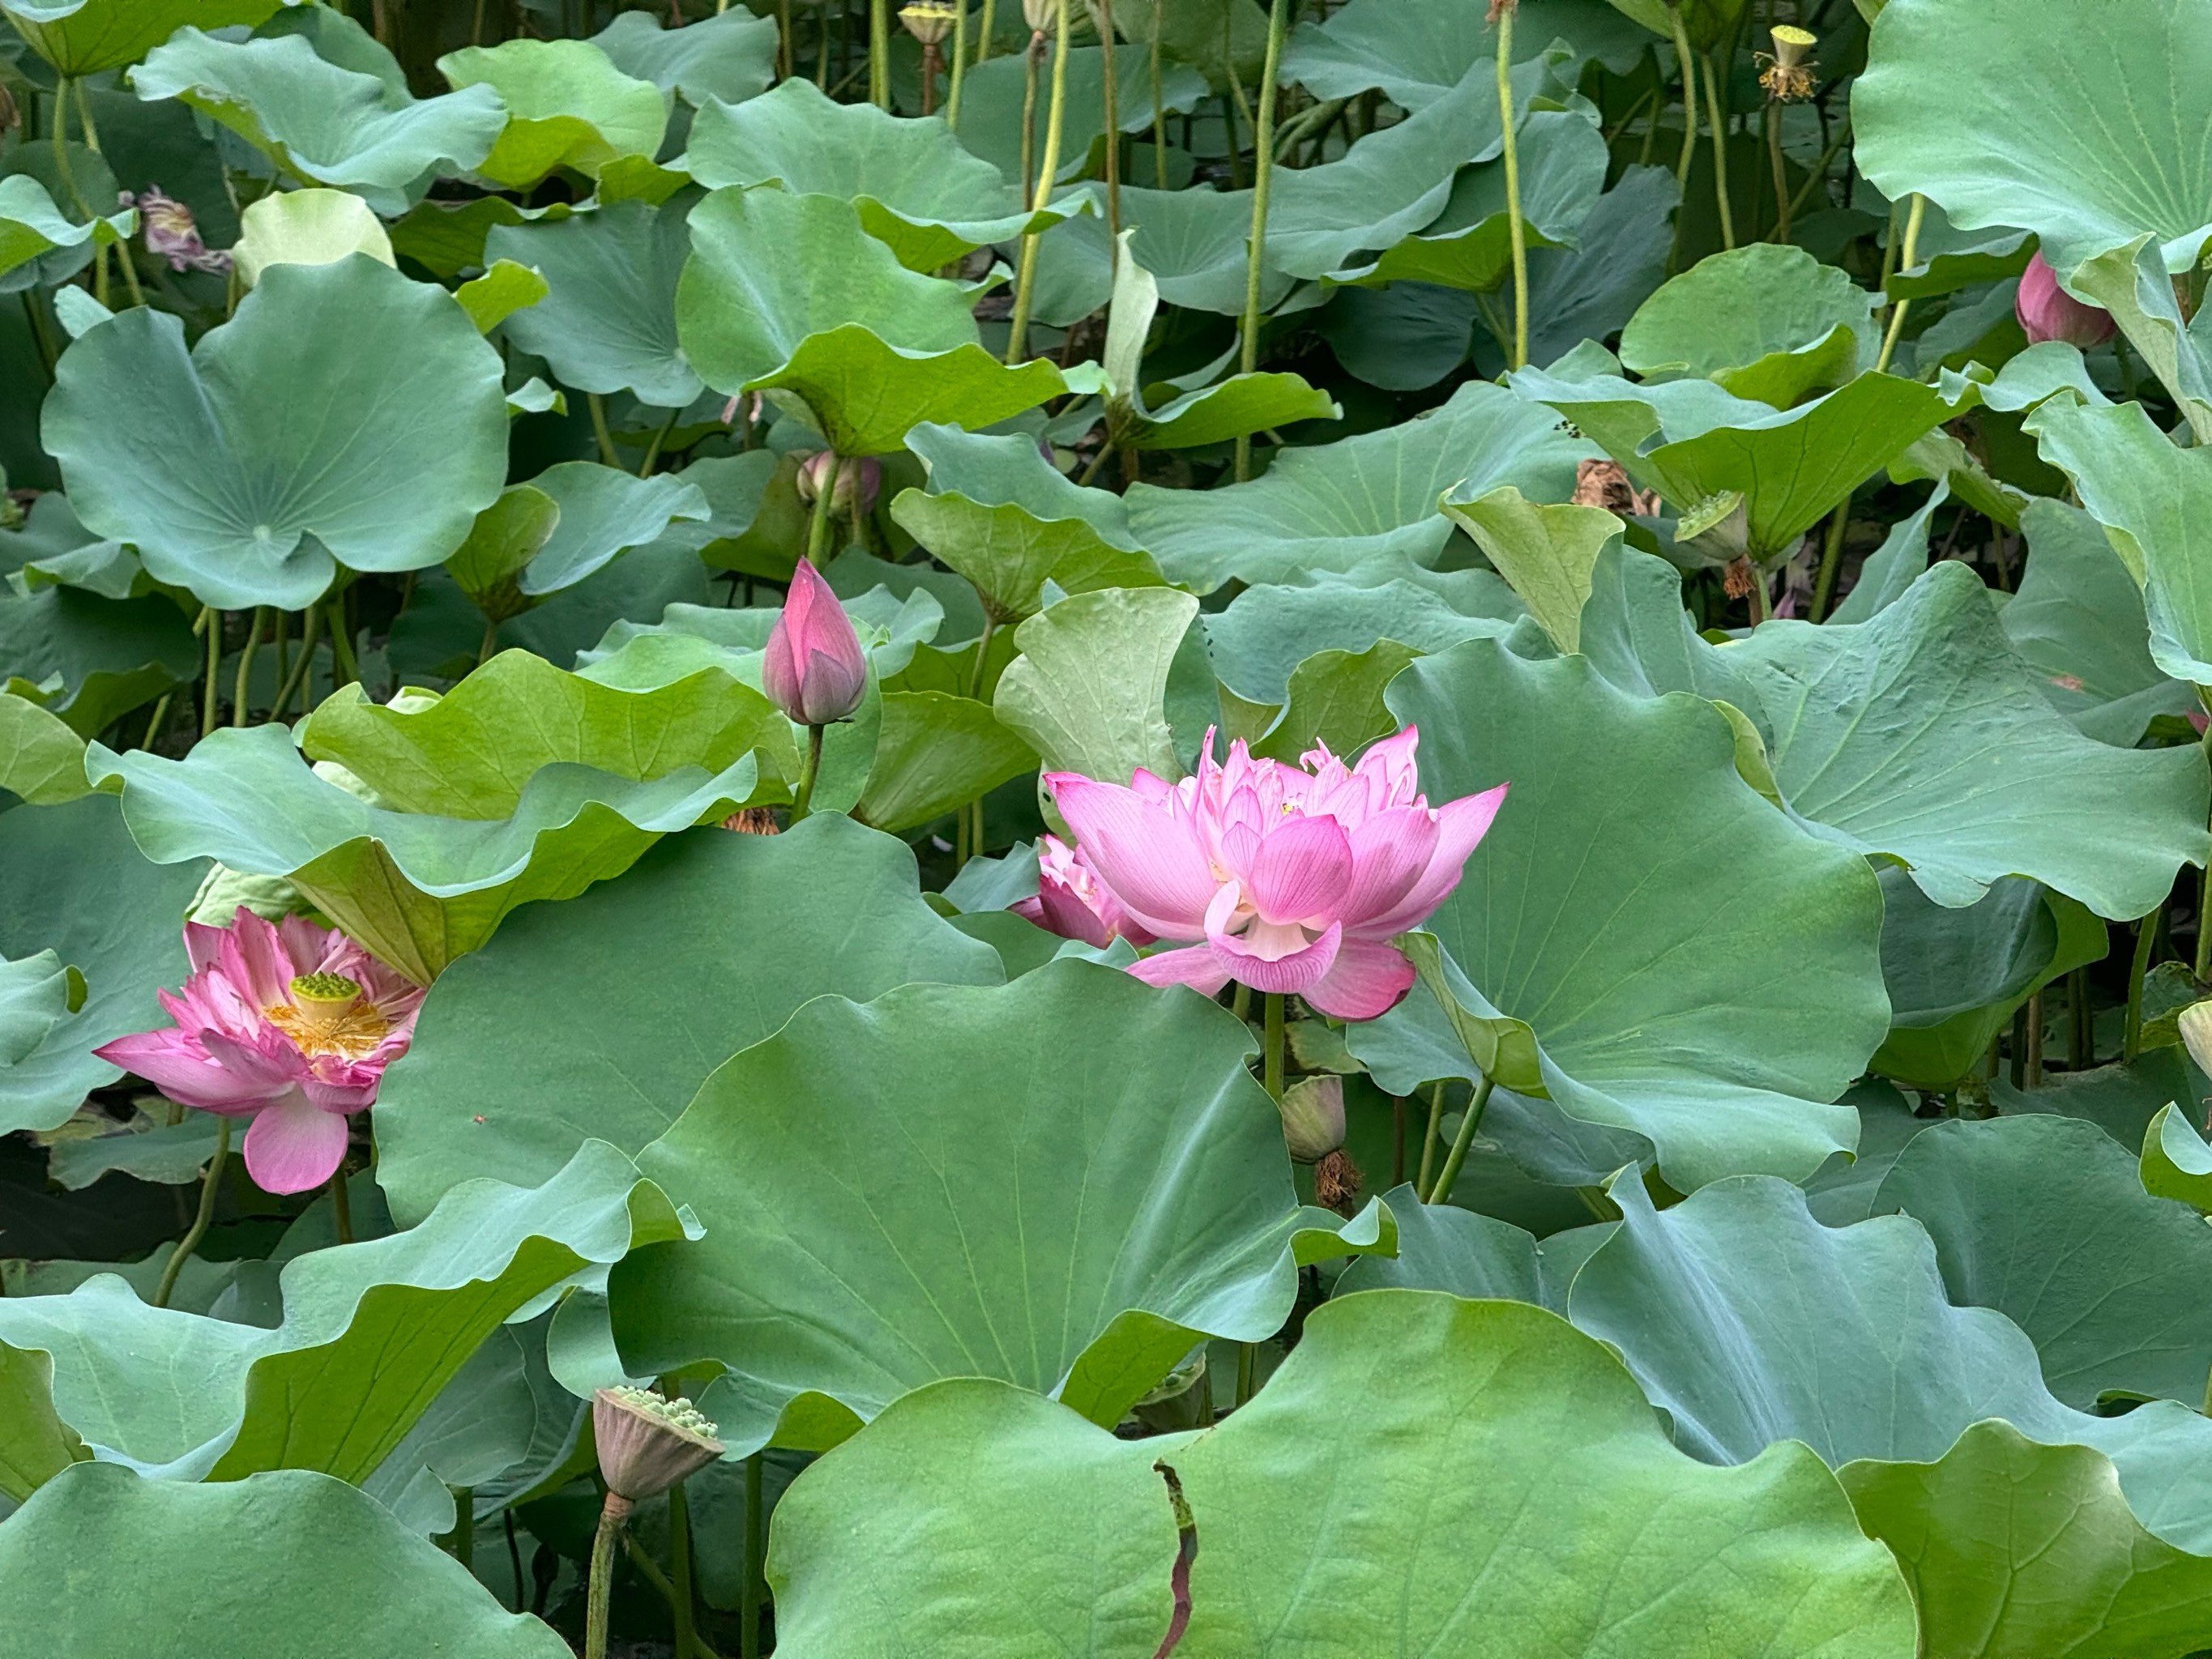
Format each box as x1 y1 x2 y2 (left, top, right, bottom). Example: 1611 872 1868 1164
1005 0 1071 364
2125 902 2161 1061
329 1162 353 1245
871 0 891 107
480 612 502 668
231 608 263 727
817 2 833 87
804 453 842 565
140 693 172 751
1426 1070 1497 1205
1765 102 1790 243
1670 7 1697 188
326 596 360 687
1098 0 1122 243
2025 989 2045 1087
792 723 826 821
1808 491 1851 622
741 1452 765 1659
2068 966 2089 1069
777 0 792 77
2198 723 2212 981
978 0 996 61
1262 991 1286 1101
1494 2 1528 371
70 80 145 309
274 603 322 719
948 0 969 125
153 1115 231 1309
669 1479 700 1659
584 1491 633 1659
1236 1340 1256 1406
1151 0 1167 184
1233 0 1292 482
639 407 680 477
201 606 221 736
1018 30 1043 209
588 392 621 468
1416 1080 1445 1196
1874 193 1926 374
1700 52 1734 249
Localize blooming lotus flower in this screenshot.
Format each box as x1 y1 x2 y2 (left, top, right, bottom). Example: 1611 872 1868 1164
1012 834 1155 949
796 450 882 518
762 558 869 726
93 909 424 1195
1044 727 1506 1020
2015 251 2114 348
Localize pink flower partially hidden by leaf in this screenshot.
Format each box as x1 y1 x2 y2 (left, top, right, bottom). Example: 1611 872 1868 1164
1012 834 1156 949
2014 251 2114 348
93 909 424 1195
1044 727 1507 1021
762 558 868 726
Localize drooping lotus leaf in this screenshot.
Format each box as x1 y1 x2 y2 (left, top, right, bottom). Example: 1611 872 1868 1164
1246 638 1423 761
1284 0 1650 105
131 28 507 215
1347 642 1889 1192
1202 572 1522 707
438 38 669 190
486 194 700 409
0 580 197 739
1569 1172 2212 1659
612 962 1387 1452
907 420 1139 543
1124 379 1593 591
1330 1182 1548 1303
1601 0 1747 51
2001 497 2195 746
1617 242 1880 402
993 586 1199 784
676 186 1078 455
682 79 1075 271
86 723 764 986
1873 1114 2212 1410
1509 358 1954 561
372 815 998 1223
0 173 132 282
768 1291 1916 1657
0 793 205 1137
0 1141 683 1491
1438 484 1620 653
43 256 509 613
0 693 88 806
0 1464 569 1655
2142 1104 2212 1214
1 0 280 76
591 6 778 108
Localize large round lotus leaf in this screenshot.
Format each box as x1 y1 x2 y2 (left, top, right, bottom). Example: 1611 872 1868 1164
0 1463 569 1657
591 6 776 107
438 38 669 189
1874 1115 2212 1410
0 795 204 1137
1123 379 1592 591
2 0 278 75
487 194 701 410
1567 1172 2212 1658
0 1141 683 1489
42 256 509 612
768 1291 1916 1658
372 815 1001 1223
610 962 1374 1453
682 79 1068 271
1348 642 1889 1192
1854 0 2212 278
1619 242 1879 389
131 28 506 214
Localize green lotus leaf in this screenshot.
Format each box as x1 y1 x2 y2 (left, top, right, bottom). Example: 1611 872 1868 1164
676 186 1077 454
683 79 1074 271
1569 1171 2212 1659
852 690 1036 834
2001 497 2197 744
45 1110 225 1192
1286 0 1650 105
43 256 510 612
0 793 205 1137
0 492 143 602
452 258 546 333
1439 484 1621 653
0 173 132 281
612 962 1387 1452
2142 1104 2212 1213
1602 0 1747 50
954 44 1209 188
1029 180 1292 322
373 815 998 1222
993 586 1198 784
1619 242 1880 402
438 38 669 190
1854 0 2212 281
232 186 395 290
1348 642 1889 1191
891 490 1166 623
0 1140 682 1493
769 1290 1915 1657
387 193 570 279
86 723 763 985
2066 234 2212 439
904 420 1140 549
301 650 783 818
1 0 280 76
591 6 777 108
1202 572 1522 707
1125 379 1592 591
131 28 507 215
1825 480 1946 625
1248 638 1422 762
0 581 197 739
0 693 88 806
1332 1181 1550 1303
510 462 709 597
1510 360 1953 561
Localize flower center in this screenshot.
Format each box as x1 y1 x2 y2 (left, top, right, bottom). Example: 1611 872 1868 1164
267 973 390 1060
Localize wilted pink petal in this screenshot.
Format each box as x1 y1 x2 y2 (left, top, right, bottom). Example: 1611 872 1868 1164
122 186 231 275
761 559 868 726
2015 251 2115 348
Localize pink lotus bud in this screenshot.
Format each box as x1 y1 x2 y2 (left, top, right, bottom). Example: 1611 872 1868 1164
794 451 882 518
2014 251 2114 348
592 1387 724 1503
762 557 868 726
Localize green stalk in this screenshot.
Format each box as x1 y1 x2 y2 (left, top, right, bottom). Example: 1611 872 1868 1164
2068 966 2090 1069
1232 0 1292 482
1494 1 1527 370
231 608 263 727
587 392 621 467
777 0 792 76
2125 902 2161 1061
805 454 842 564
1262 991 1285 1101
1236 1339 1256 1406
1700 51 1734 249
638 407 680 477
1873 194 1927 373
201 606 222 737
273 603 322 719
1151 0 1168 184
871 0 890 108
741 1453 765 1659
1098 0 1122 242
480 612 503 668
1808 492 1852 623
584 1493 632 1659
327 597 361 688
2198 721 2212 980
1669 6 1697 188
140 693 172 751
1017 31 1044 209
1005 0 1072 364
669 1480 700 1659
978 0 997 61
817 0 834 87
1765 101 1791 243
72 81 146 309
153 1115 231 1309
1426 1071 1497 1205
948 0 969 125
2025 988 2045 1088
330 1163 354 1245
1415 1080 1445 1196
791 723 826 821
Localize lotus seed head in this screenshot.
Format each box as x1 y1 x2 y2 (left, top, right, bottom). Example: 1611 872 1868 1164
288 972 363 1015
1760 27 1818 99
899 2 958 44
603 1384 720 1439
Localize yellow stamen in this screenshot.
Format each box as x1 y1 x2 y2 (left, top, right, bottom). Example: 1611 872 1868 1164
267 972 390 1060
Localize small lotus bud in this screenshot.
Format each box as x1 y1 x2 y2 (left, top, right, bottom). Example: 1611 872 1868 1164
794 450 882 518
2014 251 2116 348
1023 0 1055 33
1277 1074 1345 1163
762 558 869 726
592 1386 724 1504
2180 1000 2212 1081
900 2 958 44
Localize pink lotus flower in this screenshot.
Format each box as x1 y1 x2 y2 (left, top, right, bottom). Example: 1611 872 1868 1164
1043 727 1506 1020
1012 834 1156 949
93 909 424 1196
762 558 868 726
2015 250 2114 348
